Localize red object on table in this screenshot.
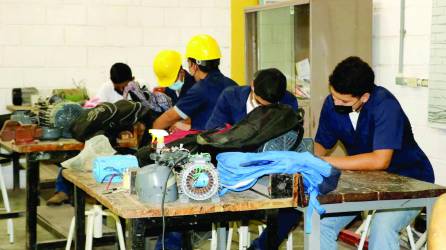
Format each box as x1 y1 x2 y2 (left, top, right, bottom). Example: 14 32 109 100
338 229 368 249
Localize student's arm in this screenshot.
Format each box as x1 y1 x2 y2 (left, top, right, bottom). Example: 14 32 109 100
428 194 446 250
321 149 393 170
314 97 339 156
152 108 182 130
320 98 401 170
314 142 329 157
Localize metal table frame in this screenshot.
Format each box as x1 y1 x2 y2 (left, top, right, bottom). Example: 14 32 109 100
72 185 282 250
26 151 80 250
297 197 436 250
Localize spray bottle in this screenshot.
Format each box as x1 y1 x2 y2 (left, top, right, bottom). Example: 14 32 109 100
148 129 169 153
136 129 178 203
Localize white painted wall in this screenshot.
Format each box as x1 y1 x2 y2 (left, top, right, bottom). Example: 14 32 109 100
0 0 231 188
373 0 446 185
1 0 445 188
0 0 231 114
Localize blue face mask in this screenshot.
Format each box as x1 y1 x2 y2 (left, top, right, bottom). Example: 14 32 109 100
169 80 184 91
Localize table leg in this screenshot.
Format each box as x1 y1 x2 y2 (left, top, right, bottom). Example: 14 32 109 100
217 223 227 250
74 186 86 250
12 152 20 191
304 208 321 250
266 209 279 250
426 198 435 228
26 153 39 250
127 218 146 250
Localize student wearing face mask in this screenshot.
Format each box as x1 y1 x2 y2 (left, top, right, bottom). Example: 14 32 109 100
249 57 434 250
153 34 237 131
94 63 134 103
205 68 298 130
314 57 433 250
153 50 196 105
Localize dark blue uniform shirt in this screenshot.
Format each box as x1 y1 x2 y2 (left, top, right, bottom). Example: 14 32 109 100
315 86 434 182
175 70 236 130
205 85 299 129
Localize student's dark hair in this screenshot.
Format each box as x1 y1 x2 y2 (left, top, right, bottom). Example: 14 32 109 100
110 63 133 84
329 56 375 97
253 68 287 103
188 58 220 73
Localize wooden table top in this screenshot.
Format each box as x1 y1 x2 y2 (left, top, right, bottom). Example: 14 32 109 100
0 138 84 153
62 169 296 219
0 137 139 154
317 170 446 205
63 168 446 218
6 105 34 112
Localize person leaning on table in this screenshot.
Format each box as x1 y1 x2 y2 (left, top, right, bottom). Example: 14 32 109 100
249 56 434 250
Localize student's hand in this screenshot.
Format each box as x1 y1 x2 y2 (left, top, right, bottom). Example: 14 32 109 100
169 121 191 133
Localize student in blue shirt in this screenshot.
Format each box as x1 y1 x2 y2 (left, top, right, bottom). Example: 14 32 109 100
249 56 434 250
316 57 434 250
153 50 196 105
153 35 236 131
205 68 298 130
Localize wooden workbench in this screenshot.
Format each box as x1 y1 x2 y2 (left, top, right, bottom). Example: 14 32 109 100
0 138 84 153
0 137 144 250
0 138 84 250
315 170 446 205
297 170 446 250
63 168 446 250
63 169 296 219
63 169 297 250
6 105 34 112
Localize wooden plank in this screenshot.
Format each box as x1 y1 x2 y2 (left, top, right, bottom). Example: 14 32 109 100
0 139 84 153
63 169 295 219
40 163 59 184
317 171 446 205
64 168 446 218
37 205 114 238
6 105 34 112
0 137 135 154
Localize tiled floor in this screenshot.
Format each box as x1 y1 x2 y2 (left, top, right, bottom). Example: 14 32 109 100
0 189 356 250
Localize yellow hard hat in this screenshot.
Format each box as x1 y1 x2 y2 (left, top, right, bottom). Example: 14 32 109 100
185 34 221 62
153 50 182 87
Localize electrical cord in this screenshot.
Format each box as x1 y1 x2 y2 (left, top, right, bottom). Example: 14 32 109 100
161 154 188 250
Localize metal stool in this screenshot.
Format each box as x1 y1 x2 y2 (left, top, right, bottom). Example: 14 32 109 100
0 153 14 243
66 205 125 250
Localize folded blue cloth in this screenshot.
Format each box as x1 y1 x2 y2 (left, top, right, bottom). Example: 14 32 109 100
216 151 341 233
93 155 138 183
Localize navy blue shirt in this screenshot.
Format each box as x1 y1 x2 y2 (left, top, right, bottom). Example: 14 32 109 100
175 70 236 130
205 86 299 129
315 86 434 183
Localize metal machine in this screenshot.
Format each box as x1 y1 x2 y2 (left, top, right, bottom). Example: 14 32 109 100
178 153 220 202
135 148 220 203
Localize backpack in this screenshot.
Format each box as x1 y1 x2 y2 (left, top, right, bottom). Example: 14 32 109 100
71 100 151 143
163 104 304 163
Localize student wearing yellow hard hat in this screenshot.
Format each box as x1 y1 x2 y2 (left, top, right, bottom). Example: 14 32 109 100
153 34 237 131
153 50 196 105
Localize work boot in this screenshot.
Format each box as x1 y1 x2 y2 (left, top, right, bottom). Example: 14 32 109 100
46 192 69 206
